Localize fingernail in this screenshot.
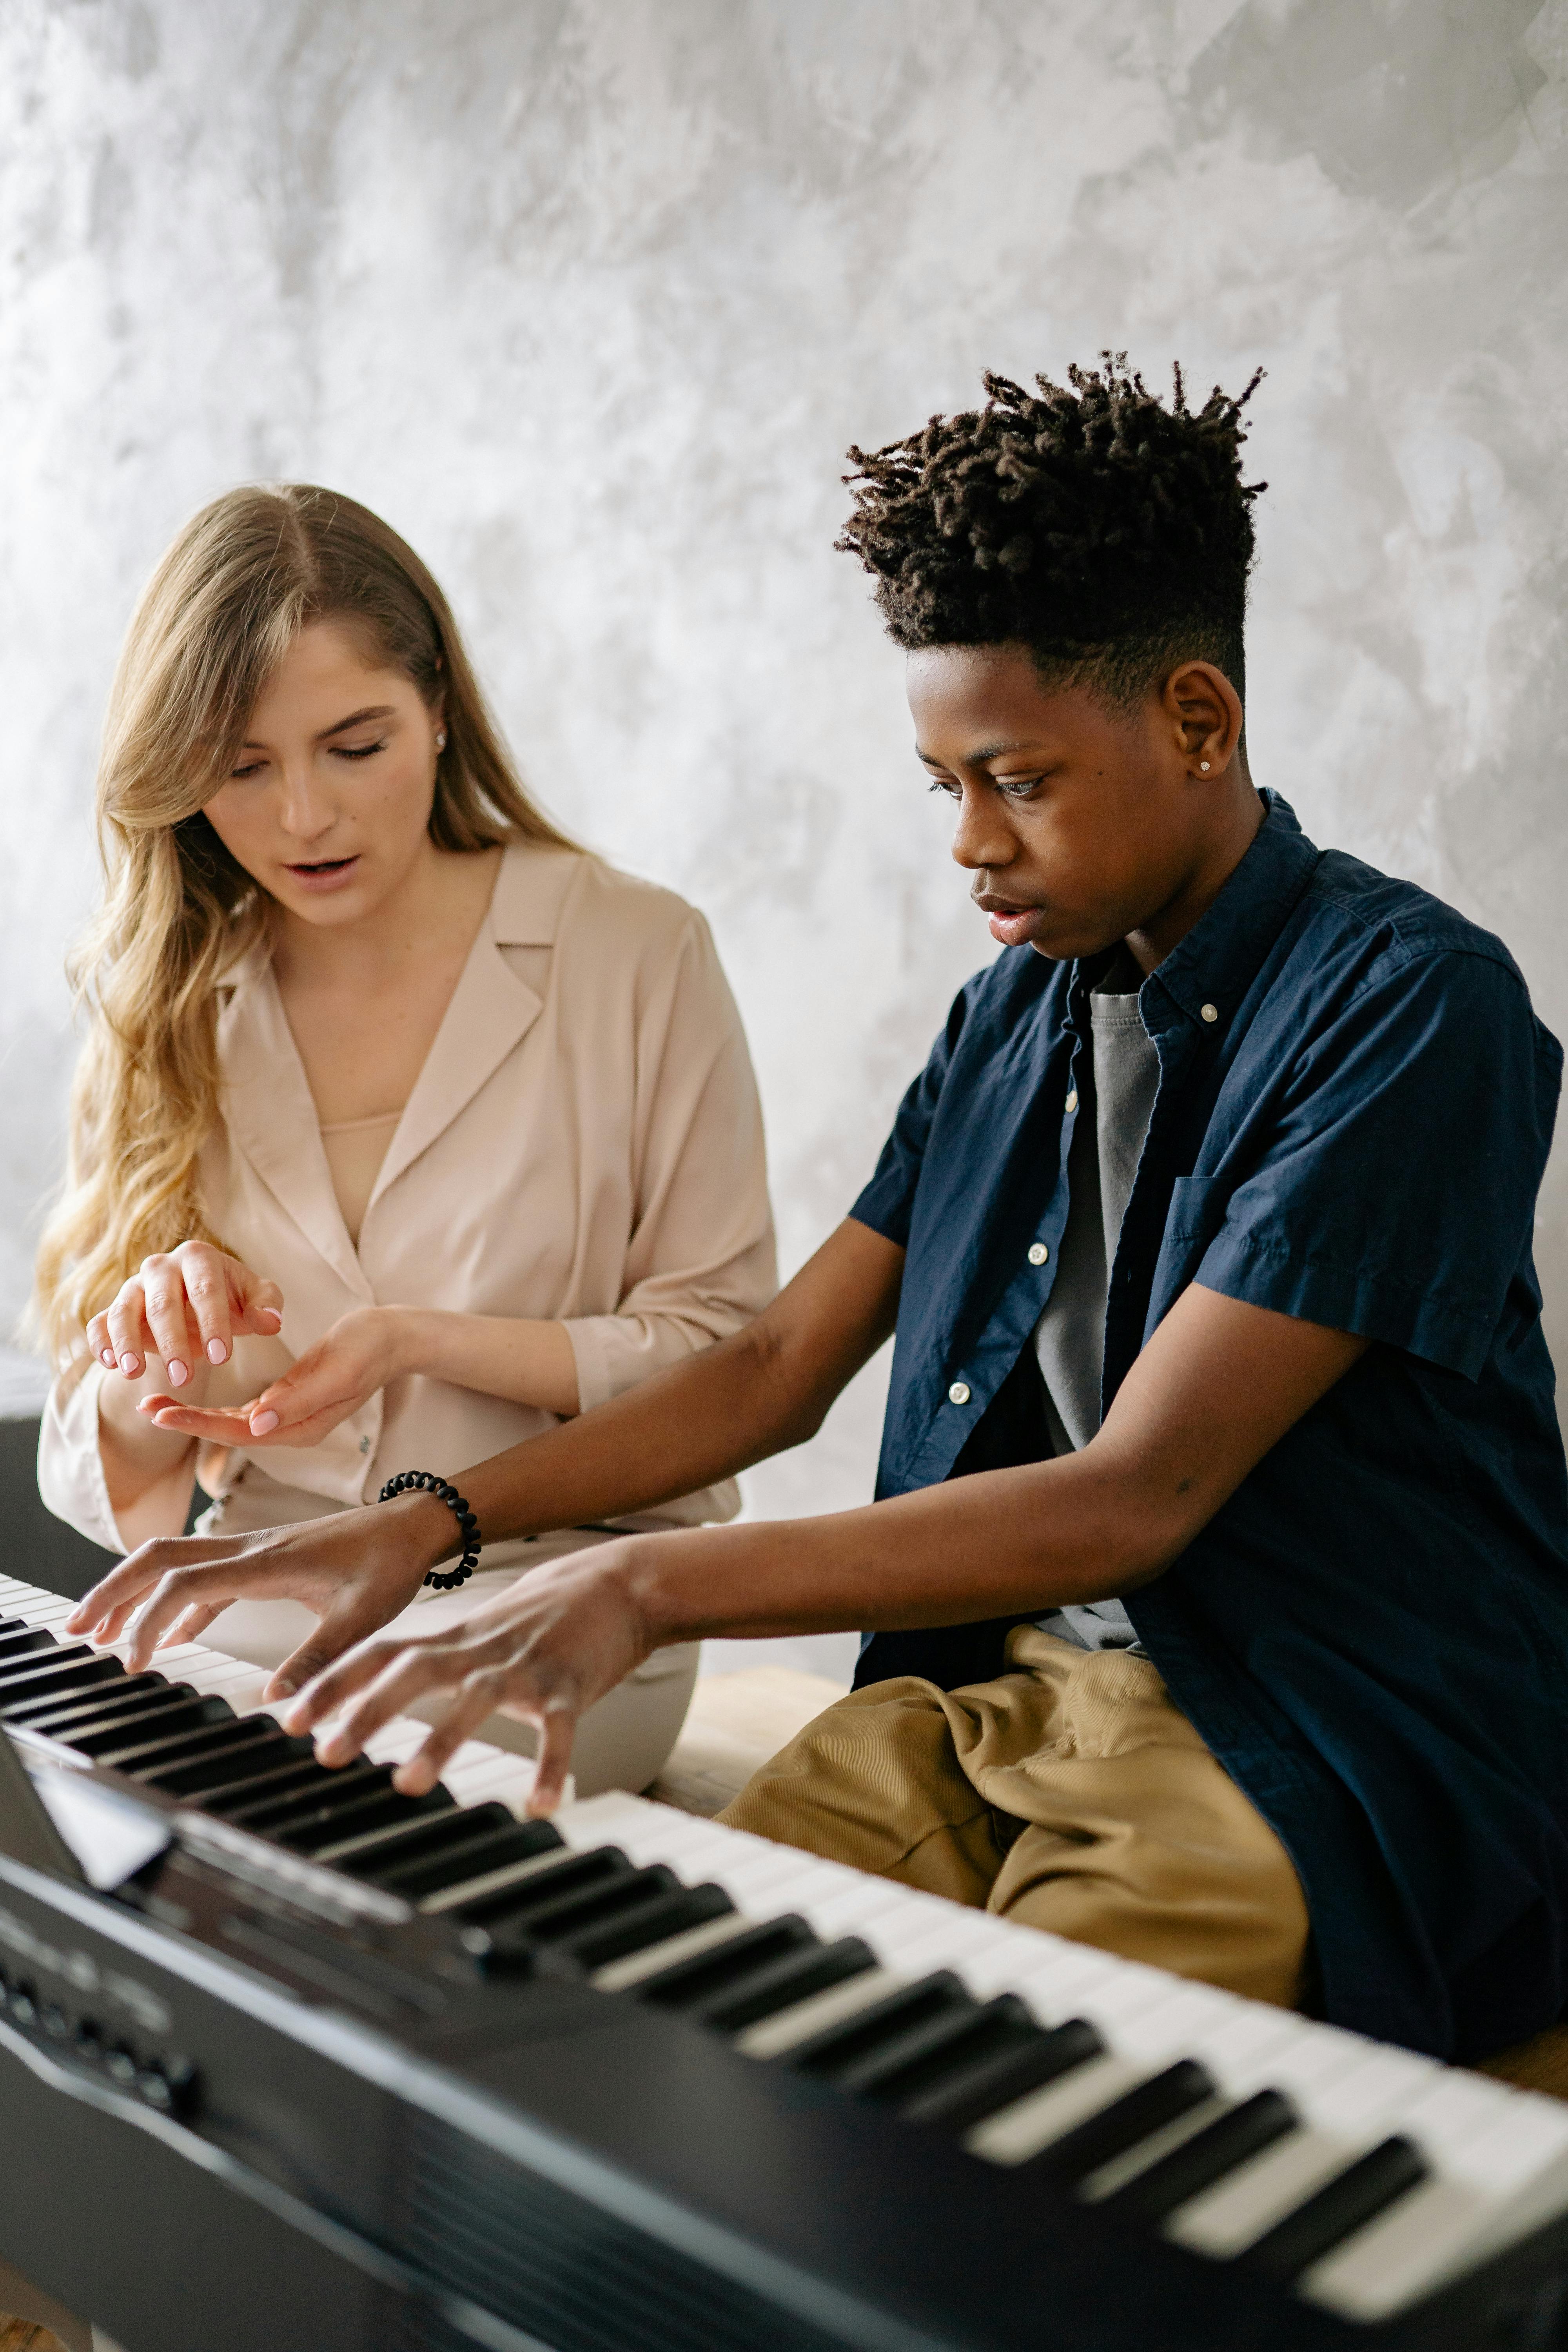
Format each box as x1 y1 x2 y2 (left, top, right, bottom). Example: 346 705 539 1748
271 1677 295 1699
167 1359 189 1387
100 1348 115 1368
207 1338 228 1365
249 1409 279 1434
260 1307 282 1327
119 1354 140 1377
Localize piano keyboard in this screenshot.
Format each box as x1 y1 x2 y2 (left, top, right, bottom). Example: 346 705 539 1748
5 1571 1567 2331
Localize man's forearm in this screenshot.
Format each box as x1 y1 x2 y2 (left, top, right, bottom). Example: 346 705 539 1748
625 1448 1163 1646
621 1282 1372 1646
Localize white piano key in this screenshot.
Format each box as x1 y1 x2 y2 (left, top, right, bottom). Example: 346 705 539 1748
965 2051 1148 2164
1300 2087 1568 2319
20 1576 1567 2325
441 1755 539 1811
360 1720 429 1764
1164 2043 1452 2261
947 1937 1123 2021
734 1967 907 2058
560 1798 733 1873
801 1880 940 1944
593 1910 761 1994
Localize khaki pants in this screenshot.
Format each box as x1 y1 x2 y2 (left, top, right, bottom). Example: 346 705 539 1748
719 1626 1309 2009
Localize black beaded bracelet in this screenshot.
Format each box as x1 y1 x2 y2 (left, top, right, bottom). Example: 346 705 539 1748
379 1470 482 1590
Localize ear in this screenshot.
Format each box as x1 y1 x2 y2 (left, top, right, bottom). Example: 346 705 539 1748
1160 661 1244 778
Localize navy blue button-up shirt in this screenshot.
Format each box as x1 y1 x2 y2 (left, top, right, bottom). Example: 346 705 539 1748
850 791 1568 2062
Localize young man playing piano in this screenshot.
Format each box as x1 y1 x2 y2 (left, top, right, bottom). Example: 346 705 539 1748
73 358 1568 2068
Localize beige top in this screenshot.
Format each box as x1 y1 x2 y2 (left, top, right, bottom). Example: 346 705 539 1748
40 842 777 1566
319 1109 404 1245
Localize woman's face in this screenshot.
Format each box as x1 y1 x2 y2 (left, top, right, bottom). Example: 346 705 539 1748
202 620 445 928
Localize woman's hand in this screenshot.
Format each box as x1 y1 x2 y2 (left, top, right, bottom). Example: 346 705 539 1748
139 1306 402 1448
65 1489 450 1699
87 1242 283 1391
281 1539 660 1813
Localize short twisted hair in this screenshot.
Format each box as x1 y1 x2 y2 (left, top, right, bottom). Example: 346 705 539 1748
836 354 1265 708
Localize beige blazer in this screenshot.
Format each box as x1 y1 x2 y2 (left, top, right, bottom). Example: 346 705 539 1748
40 842 777 1564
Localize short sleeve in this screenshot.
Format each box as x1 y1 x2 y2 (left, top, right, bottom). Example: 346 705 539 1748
1194 949 1560 1379
849 985 971 1247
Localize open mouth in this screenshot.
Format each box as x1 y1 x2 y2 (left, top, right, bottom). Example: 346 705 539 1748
285 855 361 885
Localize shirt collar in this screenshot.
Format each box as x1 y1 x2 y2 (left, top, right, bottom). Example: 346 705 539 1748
1083 789 1321 1033
490 839 584 943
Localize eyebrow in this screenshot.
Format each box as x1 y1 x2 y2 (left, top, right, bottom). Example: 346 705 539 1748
916 740 1045 766
241 704 397 749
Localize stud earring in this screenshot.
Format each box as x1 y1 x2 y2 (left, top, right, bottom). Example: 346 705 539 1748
1199 760 1210 772
435 730 447 751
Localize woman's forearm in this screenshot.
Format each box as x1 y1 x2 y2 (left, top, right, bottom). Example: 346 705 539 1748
446 1221 904 1548
96 1365 200 1531
392 1308 581 1417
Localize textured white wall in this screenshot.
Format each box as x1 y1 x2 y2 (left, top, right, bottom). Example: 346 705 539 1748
2 1 1565 1617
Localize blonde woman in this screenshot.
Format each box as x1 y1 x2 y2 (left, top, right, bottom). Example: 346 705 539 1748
36 485 775 1793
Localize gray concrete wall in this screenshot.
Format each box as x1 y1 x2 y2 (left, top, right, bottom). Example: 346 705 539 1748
2 0 1564 1598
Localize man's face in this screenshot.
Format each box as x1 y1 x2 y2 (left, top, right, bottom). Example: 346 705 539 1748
906 642 1233 964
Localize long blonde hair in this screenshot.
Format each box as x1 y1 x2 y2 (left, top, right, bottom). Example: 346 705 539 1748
35 484 574 1363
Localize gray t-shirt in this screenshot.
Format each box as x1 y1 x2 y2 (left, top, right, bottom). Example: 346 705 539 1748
1032 950 1160 1650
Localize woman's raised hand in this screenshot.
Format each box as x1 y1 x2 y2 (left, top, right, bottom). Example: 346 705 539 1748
87 1242 283 1390
136 1305 399 1447
65 1492 445 1699
279 1539 657 1815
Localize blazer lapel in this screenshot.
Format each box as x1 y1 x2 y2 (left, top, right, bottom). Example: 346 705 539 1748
363 844 579 1216
219 948 372 1299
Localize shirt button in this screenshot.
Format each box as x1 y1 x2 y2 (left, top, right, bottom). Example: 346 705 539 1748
947 1381 971 1406
1065 1089 1078 1114
1028 1242 1049 1266
1200 1002 1219 1024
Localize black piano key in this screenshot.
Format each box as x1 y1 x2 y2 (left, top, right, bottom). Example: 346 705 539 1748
0 1653 126 1715
787 1975 970 2083
1106 2090 1300 2225
556 1883 735 1975
363 1817 560 1895
848 1995 1044 2107
203 1755 363 1819
0 1628 58 1663
7 1676 187 1736
96 1715 257 1775
0 1637 74 1681
482 1868 688 1965
691 1938 878 2035
223 1759 394 1832
1242 2136 1428 2285
637 1914 817 2009
900 2016 1106 2134
140 1730 309 1800
69 1696 235 1757
277 1781 455 1857
1020 2060 1218 2188
321 1801 524 1873
455 1846 632 1927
